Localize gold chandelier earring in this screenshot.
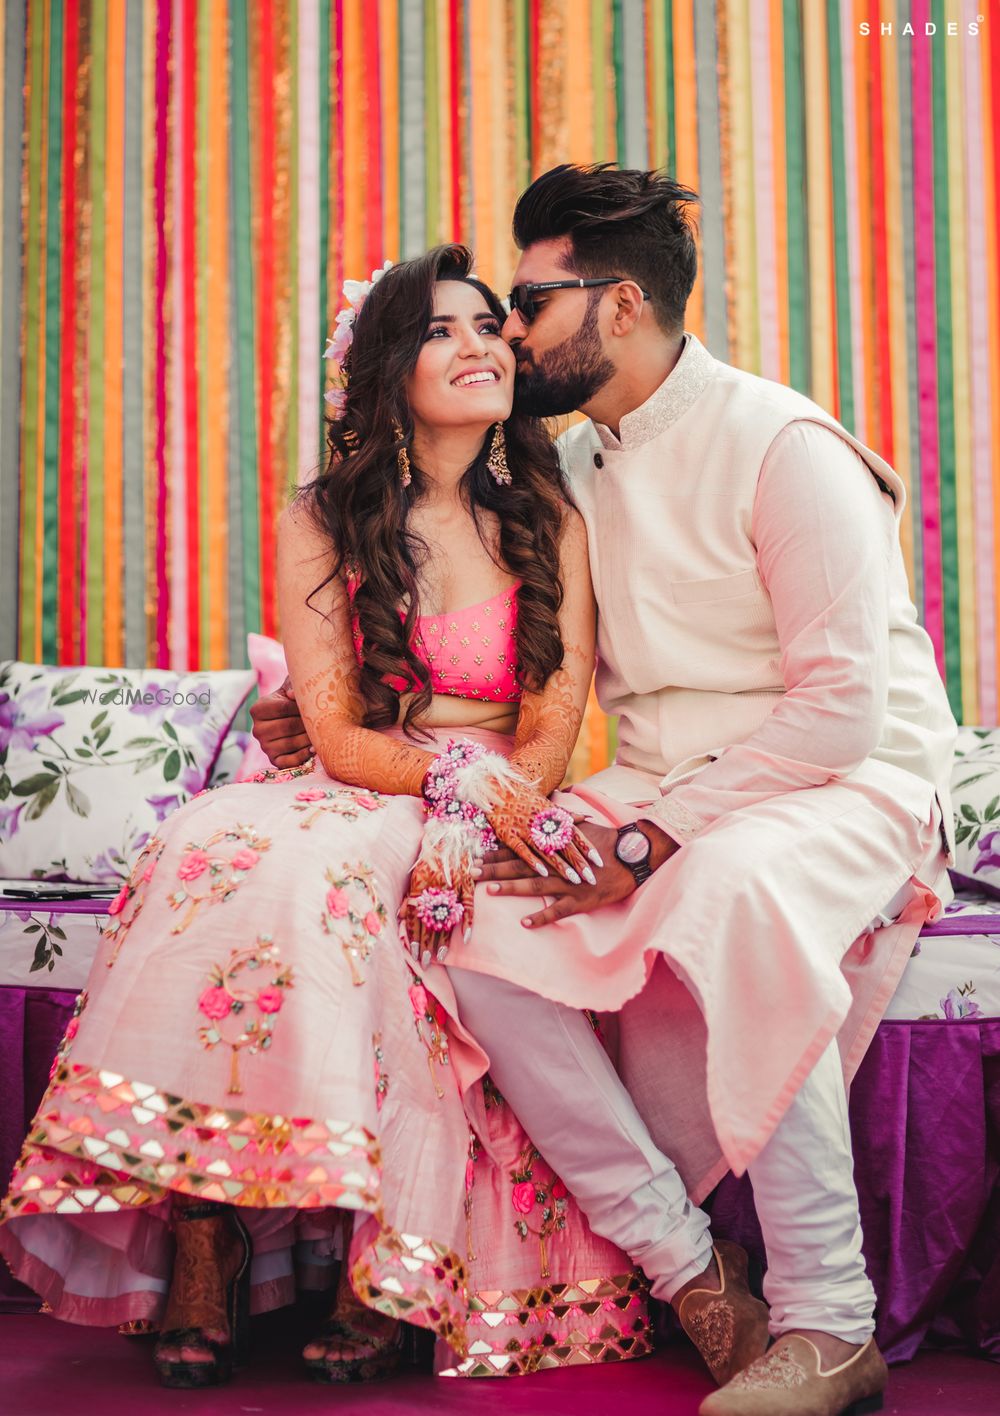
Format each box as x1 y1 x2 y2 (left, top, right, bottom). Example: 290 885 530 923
392 419 412 488
486 423 511 487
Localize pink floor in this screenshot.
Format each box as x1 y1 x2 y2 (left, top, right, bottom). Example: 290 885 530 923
0 1312 995 1416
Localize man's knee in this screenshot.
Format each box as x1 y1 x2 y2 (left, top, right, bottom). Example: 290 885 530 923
670 829 783 920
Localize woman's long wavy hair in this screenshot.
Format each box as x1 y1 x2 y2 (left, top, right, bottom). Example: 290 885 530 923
300 244 571 737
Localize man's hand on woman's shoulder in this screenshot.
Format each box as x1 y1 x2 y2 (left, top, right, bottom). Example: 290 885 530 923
250 676 313 768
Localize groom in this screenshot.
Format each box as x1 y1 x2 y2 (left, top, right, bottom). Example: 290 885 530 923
253 165 956 1415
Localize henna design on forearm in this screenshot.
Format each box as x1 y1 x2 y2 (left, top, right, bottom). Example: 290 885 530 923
302 659 433 796
509 651 587 795
481 637 596 880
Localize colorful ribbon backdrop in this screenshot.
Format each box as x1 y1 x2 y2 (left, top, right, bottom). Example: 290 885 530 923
1 2 998 778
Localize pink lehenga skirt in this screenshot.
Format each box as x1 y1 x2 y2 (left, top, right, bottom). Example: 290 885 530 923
0 729 650 1377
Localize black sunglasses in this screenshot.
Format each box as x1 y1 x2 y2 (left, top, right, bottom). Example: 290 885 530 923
507 277 651 324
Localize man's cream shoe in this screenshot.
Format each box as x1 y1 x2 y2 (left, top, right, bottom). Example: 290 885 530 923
698 1332 888 1415
673 1240 771 1387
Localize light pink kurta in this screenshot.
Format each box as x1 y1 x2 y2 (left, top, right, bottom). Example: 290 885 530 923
442 336 956 1198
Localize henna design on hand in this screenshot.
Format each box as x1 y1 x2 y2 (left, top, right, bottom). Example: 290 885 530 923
402 852 476 968
490 639 595 880
487 777 597 886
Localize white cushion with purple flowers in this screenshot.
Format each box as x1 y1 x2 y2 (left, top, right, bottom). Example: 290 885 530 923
883 890 1000 1021
0 661 255 884
950 727 1000 897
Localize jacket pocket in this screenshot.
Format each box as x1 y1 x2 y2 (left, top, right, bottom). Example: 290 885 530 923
668 569 761 605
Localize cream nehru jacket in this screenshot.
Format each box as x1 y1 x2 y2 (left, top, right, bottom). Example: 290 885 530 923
558 333 957 859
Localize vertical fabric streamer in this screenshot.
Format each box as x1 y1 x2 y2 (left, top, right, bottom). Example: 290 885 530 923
891 0 925 611
257 0 277 638
911 1 944 679
983 4 1000 701
19 2 45 660
399 0 425 260
802 0 835 415
930 0 959 716
964 0 995 723
42 0 64 665
380 0 399 262
0 3 25 661
122 0 145 665
298 0 321 487
57 0 79 665
782 0 808 393
749 0 777 380
86 0 107 665
766 0 787 384
152 0 171 669
672 1 701 339
2 1 999 762
177 0 195 669
945 2 975 724
826 0 853 433
231 0 259 644
203 0 230 667
839 0 864 443
167 0 183 670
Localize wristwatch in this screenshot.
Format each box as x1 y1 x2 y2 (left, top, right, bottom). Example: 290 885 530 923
614 822 653 887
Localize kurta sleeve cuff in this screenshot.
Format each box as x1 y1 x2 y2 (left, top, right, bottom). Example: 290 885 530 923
647 794 706 843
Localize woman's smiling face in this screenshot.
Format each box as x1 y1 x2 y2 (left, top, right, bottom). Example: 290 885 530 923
405 278 515 434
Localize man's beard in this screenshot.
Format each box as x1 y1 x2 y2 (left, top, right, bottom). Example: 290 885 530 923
512 295 615 418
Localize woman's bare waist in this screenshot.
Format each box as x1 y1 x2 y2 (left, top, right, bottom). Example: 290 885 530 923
395 691 518 736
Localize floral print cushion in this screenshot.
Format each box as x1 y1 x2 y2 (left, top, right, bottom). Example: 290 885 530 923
950 727 1000 897
0 662 254 884
208 729 252 787
883 889 1000 1022
0 896 108 987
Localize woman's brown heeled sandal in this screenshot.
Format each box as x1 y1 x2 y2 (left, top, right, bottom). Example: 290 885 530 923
303 1317 405 1384
153 1202 253 1389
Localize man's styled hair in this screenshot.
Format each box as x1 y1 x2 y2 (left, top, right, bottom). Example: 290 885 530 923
512 163 699 332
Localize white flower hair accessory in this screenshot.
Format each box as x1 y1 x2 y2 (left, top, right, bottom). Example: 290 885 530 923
324 260 394 415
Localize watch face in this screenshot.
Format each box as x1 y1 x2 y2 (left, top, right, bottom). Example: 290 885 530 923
617 829 651 866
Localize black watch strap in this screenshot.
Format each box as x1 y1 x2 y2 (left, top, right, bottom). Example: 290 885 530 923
615 822 654 887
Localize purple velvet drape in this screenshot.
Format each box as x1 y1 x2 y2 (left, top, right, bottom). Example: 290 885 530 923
2 990 999 1362
0 986 78 1311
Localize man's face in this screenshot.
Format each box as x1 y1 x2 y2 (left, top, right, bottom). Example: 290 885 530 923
502 238 616 418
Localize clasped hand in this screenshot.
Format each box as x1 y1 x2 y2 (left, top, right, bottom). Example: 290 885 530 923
474 818 639 928
402 784 610 963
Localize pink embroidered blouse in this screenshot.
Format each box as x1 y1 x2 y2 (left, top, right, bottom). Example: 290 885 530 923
349 584 522 704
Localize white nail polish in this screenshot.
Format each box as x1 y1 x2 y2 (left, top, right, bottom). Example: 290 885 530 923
583 867 597 886
535 862 549 877
588 849 604 868
566 869 581 885
421 950 432 969
437 945 449 963
463 928 472 943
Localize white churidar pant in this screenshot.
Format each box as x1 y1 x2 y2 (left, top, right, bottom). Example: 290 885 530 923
448 866 911 1352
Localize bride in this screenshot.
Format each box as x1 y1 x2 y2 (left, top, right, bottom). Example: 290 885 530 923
0 245 650 1386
